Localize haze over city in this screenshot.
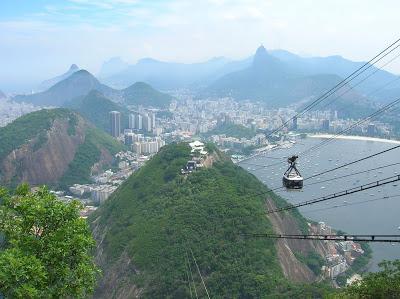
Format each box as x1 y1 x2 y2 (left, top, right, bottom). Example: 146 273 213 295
1 0 400 91
0 1 400 298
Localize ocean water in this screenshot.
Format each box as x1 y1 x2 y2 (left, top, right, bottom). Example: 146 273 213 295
239 137 400 271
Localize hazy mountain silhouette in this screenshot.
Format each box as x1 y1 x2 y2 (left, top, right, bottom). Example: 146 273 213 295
37 64 80 91
14 70 118 106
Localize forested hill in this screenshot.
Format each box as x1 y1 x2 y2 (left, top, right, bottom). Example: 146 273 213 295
65 90 130 133
89 143 330 298
0 108 123 189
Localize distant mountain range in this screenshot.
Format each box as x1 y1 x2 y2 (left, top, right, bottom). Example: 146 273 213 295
37 64 80 92
13 70 174 109
0 108 123 189
99 56 248 90
206 46 363 108
99 46 399 105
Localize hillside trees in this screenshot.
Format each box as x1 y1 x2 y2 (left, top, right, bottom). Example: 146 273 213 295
0 185 99 298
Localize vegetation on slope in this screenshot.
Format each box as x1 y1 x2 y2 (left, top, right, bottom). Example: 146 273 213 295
0 108 77 162
0 185 99 298
339 260 400 298
90 143 330 298
58 127 124 189
66 90 129 133
204 122 256 139
123 81 174 108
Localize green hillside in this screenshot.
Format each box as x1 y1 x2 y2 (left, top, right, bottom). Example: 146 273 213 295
58 127 124 189
205 122 256 139
89 143 330 298
123 81 174 108
0 108 124 189
0 109 77 162
66 90 130 133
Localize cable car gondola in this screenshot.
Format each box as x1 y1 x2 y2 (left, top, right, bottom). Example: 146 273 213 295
282 155 303 189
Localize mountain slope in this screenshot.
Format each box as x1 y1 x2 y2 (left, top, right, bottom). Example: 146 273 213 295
102 57 237 89
89 143 329 298
14 70 118 106
122 82 174 108
37 64 80 91
207 46 372 109
66 90 130 133
270 50 400 100
0 90 6 99
0 108 123 189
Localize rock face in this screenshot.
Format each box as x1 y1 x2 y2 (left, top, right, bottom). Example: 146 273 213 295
0 117 85 186
266 199 327 282
0 108 123 188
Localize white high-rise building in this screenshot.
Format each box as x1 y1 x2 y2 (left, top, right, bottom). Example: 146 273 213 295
129 114 136 129
109 111 121 137
136 114 143 130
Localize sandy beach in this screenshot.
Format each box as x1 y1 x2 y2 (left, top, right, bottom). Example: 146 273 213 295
308 134 400 144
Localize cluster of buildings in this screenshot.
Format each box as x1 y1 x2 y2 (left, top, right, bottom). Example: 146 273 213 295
209 133 268 151
181 141 209 174
0 98 40 127
55 151 150 208
109 110 157 137
311 222 365 280
123 130 166 155
292 111 391 137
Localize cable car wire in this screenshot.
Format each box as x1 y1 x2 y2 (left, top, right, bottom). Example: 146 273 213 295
184 252 194 299
186 250 198 299
265 38 400 138
245 233 400 243
239 147 400 200
303 145 400 181
189 247 210 299
266 175 400 214
318 50 400 111
304 194 400 213
299 97 400 157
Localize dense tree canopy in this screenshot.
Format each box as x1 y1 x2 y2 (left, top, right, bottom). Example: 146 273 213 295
0 185 99 298
341 260 400 299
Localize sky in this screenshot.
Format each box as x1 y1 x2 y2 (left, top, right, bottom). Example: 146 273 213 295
1 0 399 91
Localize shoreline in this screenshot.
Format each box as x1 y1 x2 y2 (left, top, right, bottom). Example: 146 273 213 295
308 134 400 144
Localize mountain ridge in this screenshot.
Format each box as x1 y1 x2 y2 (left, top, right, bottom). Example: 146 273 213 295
0 108 123 189
89 143 329 298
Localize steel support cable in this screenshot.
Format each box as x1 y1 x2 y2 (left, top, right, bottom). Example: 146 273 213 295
242 99 400 173
189 247 211 299
245 234 400 243
319 48 400 111
265 38 400 138
304 194 400 213
238 148 400 201
302 145 400 181
184 252 194 299
299 98 400 157
186 250 198 299
266 175 400 214
272 162 400 196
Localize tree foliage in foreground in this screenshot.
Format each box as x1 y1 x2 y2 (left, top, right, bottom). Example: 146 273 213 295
337 260 400 299
0 185 99 298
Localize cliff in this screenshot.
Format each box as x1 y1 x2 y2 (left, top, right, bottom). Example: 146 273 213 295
0 108 123 189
